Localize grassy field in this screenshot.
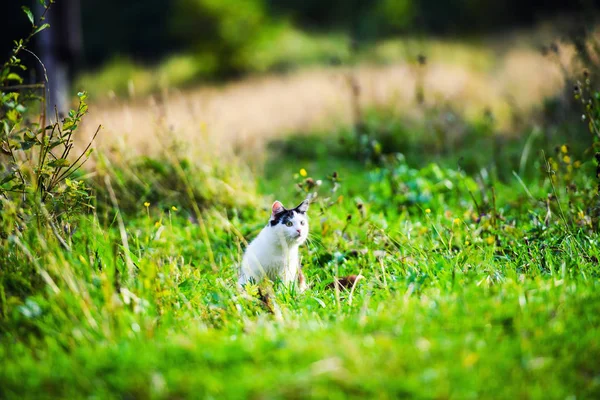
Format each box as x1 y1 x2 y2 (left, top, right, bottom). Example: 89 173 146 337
2 107 600 398
2 15 600 398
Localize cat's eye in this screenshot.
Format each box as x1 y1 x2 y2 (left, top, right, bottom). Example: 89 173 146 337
285 221 293 227
300 220 306 226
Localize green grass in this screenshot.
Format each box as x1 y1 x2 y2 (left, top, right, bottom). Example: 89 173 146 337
1 128 600 399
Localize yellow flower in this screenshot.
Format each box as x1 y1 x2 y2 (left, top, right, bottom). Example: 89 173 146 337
453 218 460 225
563 155 571 164
560 145 568 154
154 221 162 228
171 206 178 211
574 160 582 168
486 236 495 245
144 202 150 208
299 168 307 177
425 208 431 214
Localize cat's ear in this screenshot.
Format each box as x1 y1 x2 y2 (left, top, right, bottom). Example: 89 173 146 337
294 199 309 214
271 201 285 217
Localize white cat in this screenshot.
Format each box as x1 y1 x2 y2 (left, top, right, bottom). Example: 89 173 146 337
238 199 309 292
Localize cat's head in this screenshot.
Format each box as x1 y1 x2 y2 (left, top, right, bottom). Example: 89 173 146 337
268 199 309 244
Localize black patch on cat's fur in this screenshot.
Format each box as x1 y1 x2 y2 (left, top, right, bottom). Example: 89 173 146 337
270 209 295 226
269 202 307 227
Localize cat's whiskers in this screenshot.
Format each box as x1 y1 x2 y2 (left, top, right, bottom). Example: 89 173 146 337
305 233 324 251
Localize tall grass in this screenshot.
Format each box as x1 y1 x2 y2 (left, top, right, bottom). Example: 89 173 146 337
3 14 600 400
3 109 600 397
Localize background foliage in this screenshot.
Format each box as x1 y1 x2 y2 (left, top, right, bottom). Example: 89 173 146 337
0 0 591 76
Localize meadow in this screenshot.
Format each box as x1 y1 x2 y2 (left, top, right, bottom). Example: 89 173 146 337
2 16 600 400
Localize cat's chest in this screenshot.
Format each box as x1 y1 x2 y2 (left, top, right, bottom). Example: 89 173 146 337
246 241 298 269
260 246 298 266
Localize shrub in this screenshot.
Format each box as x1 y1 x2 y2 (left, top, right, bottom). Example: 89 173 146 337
170 0 273 75
1 3 96 249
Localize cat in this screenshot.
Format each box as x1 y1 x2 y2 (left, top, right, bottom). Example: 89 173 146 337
238 199 309 292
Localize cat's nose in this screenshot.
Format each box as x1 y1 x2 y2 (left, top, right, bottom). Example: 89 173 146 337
296 229 301 234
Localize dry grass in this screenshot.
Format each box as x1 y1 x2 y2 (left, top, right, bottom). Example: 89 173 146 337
80 38 578 159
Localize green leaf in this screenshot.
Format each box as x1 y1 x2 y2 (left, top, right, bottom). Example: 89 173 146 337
6 109 20 123
32 23 50 36
22 6 34 25
7 73 23 83
10 183 25 191
23 130 36 140
20 141 36 150
0 174 16 185
62 121 76 131
48 158 70 168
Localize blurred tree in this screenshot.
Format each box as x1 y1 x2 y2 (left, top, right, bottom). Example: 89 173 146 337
375 0 414 32
0 0 592 80
268 0 589 36
80 0 179 65
170 0 271 75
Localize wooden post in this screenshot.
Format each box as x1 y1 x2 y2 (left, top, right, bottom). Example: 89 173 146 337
36 0 82 120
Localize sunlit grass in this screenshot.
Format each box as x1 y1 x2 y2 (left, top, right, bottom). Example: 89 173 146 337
364 37 497 71
3 20 600 399
2 136 600 398
80 40 566 161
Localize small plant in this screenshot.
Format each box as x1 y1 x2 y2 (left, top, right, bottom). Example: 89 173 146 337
0 2 98 243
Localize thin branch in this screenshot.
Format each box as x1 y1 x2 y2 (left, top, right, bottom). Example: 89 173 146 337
55 125 101 183
22 48 48 84
0 83 45 90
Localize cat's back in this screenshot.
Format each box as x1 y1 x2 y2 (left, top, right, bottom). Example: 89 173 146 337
242 227 278 265
240 227 281 284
